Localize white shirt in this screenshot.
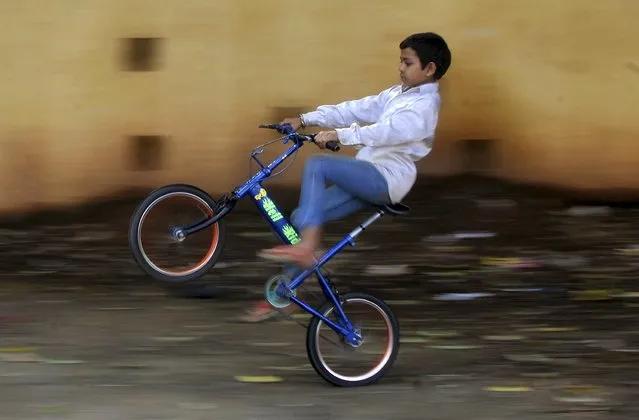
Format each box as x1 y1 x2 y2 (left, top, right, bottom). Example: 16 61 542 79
302 82 441 204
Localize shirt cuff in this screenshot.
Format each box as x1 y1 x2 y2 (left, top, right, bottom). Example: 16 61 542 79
300 111 323 127
336 126 357 145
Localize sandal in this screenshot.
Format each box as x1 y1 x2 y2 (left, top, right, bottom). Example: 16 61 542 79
257 245 318 268
234 300 280 323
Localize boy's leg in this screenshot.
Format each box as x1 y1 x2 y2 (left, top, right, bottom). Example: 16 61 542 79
259 154 390 266
292 185 372 227
296 155 391 226
280 185 370 288
238 155 390 322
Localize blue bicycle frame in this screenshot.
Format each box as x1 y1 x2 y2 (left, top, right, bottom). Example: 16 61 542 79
185 126 375 342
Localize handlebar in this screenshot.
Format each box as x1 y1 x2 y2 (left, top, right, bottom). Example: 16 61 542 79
258 123 340 152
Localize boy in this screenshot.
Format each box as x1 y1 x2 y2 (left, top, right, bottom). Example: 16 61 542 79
239 32 451 322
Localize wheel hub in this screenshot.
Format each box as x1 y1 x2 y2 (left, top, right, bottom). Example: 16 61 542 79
345 329 364 348
169 227 186 242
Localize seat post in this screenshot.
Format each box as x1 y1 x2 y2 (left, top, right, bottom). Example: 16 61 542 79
348 208 385 240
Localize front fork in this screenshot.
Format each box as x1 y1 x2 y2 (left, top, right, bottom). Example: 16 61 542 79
172 193 237 239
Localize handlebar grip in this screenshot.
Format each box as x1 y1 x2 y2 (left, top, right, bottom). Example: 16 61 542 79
326 141 340 152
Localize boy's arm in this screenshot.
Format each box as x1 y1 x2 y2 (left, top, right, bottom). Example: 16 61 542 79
334 98 438 147
301 87 392 129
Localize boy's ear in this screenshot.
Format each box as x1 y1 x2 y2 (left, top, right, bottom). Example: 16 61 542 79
424 62 437 77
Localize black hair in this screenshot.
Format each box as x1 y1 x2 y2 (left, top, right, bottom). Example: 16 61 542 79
400 32 451 80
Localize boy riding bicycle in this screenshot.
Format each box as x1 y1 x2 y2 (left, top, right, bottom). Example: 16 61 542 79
238 32 452 322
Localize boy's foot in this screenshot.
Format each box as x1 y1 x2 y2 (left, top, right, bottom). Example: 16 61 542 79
257 245 317 268
233 262 313 323
234 299 300 323
234 300 279 323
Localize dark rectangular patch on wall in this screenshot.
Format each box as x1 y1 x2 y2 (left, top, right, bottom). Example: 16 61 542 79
457 139 497 174
129 135 165 171
121 37 163 71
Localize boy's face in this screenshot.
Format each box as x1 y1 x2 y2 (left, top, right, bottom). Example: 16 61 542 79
399 47 436 87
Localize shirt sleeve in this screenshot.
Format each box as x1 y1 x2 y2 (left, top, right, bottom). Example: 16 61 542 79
301 87 393 128
335 98 438 147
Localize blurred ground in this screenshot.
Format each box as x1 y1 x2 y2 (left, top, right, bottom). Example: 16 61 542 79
1 175 638 420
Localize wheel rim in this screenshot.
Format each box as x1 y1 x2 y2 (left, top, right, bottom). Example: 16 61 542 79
314 298 395 383
136 192 220 277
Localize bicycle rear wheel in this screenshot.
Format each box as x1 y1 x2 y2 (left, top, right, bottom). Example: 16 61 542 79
128 184 226 283
306 292 400 387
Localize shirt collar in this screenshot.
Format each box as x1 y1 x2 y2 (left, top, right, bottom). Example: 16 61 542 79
401 81 439 95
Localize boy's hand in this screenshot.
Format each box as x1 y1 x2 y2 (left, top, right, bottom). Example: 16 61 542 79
280 116 303 131
314 130 338 149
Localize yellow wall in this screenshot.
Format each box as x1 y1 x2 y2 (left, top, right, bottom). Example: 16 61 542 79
1 0 637 213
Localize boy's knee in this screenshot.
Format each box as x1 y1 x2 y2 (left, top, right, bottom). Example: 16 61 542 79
305 154 333 170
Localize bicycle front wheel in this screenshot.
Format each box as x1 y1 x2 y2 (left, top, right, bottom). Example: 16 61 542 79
128 184 226 283
306 292 400 387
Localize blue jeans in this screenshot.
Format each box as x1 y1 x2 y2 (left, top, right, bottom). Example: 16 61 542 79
290 154 391 231
279 154 390 279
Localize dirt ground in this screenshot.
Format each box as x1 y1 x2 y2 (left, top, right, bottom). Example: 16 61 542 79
1 176 638 419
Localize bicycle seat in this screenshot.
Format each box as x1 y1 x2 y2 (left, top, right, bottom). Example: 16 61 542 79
377 202 410 216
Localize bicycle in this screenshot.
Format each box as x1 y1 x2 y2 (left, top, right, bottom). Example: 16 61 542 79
128 123 408 386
